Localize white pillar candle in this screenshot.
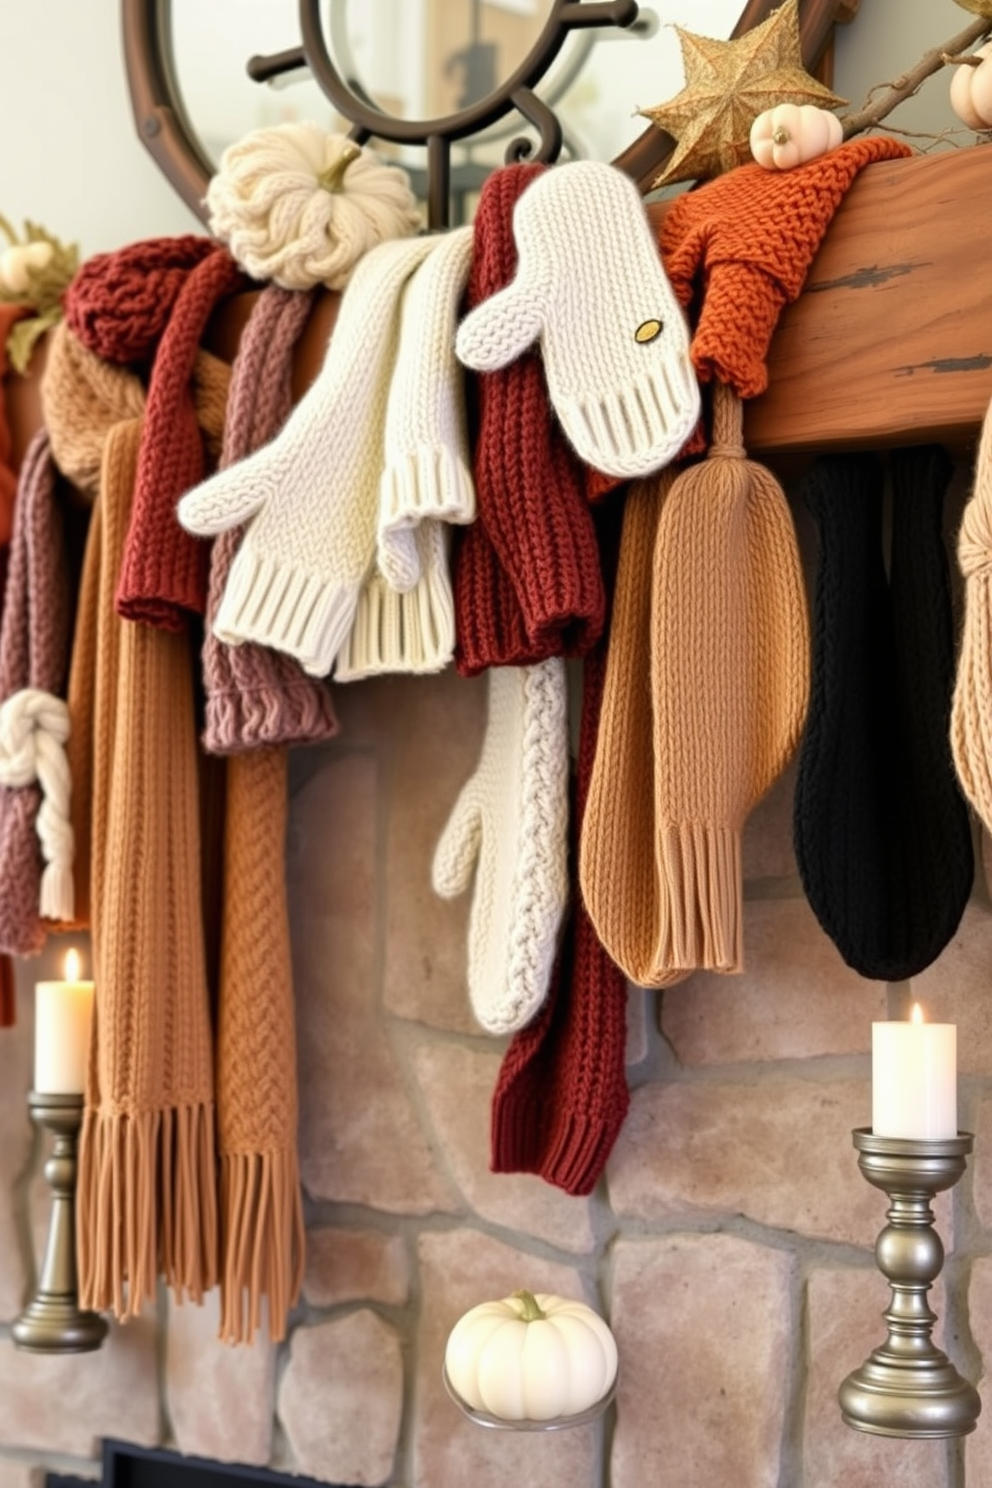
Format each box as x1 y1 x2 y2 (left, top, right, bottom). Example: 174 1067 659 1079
872 1005 957 1140
34 948 95 1095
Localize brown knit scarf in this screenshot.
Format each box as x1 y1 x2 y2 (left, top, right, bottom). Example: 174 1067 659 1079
207 283 326 1342
41 321 228 1316
0 428 71 958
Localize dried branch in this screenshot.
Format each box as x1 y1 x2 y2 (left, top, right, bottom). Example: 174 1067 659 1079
841 15 991 139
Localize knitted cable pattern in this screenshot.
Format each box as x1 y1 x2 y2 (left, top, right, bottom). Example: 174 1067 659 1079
659 136 912 399
206 123 422 292
432 658 569 1035
493 503 632 1195
952 393 992 828
0 428 71 954
203 283 339 752
457 160 699 479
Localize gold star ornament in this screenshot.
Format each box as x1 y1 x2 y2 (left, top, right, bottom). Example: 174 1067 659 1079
639 0 846 189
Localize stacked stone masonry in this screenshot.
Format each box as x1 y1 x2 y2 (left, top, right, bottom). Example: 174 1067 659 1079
2 473 992 1487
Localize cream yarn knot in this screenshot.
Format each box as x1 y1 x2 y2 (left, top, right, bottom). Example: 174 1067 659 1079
206 122 422 292
0 688 74 921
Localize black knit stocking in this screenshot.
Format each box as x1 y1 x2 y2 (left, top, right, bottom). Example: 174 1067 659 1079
794 448 972 980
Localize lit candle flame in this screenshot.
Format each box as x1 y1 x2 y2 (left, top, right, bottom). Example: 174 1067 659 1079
911 1002 924 1026
64 948 80 982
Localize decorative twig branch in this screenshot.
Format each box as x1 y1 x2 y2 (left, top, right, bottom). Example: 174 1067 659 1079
841 15 991 139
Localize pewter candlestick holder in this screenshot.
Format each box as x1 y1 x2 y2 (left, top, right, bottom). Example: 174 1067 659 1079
12 1092 107 1353
839 1127 980 1438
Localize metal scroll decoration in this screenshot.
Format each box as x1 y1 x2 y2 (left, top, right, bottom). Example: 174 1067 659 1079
120 0 847 228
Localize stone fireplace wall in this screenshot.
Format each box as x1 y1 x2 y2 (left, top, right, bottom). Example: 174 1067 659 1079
2 476 992 1488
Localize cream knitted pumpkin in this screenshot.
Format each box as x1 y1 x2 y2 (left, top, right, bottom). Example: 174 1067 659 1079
206 121 422 291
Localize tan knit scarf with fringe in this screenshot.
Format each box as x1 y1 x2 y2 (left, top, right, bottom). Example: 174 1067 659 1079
42 321 227 1316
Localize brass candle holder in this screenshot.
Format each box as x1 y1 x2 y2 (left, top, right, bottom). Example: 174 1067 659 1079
839 1127 980 1439
12 1092 107 1353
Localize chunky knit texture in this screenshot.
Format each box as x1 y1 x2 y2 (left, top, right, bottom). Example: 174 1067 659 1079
795 448 972 980
41 321 228 1319
659 136 912 400
457 160 699 478
117 246 246 628
452 164 606 675
179 235 436 676
207 123 422 292
580 473 687 987
64 235 216 365
952 394 992 829
432 658 569 1035
0 429 71 954
203 284 339 753
492 511 631 1195
336 226 476 681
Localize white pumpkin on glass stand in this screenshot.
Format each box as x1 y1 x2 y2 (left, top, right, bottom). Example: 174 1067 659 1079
443 1289 619 1430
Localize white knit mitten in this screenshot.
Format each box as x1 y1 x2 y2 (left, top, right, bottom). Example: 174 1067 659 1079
455 160 700 479
378 224 475 594
177 234 435 677
431 660 569 1035
336 226 476 681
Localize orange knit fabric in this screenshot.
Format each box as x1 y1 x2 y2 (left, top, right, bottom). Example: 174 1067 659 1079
659 137 911 400
42 323 228 1317
579 475 687 987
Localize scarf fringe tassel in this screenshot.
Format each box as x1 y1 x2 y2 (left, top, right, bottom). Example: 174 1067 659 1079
219 1149 305 1345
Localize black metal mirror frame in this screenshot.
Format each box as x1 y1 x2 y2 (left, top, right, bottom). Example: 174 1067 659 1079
120 0 849 228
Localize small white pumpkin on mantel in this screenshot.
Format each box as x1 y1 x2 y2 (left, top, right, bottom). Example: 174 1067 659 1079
749 103 844 170
949 42 992 131
443 1289 619 1423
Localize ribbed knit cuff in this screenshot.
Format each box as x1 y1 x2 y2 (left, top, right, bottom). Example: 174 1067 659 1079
204 675 339 754
656 822 743 975
453 522 550 676
214 547 359 679
378 447 476 592
335 539 455 682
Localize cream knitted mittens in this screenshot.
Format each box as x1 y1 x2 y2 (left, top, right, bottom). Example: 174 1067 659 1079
455 160 700 479
336 226 476 680
432 659 569 1035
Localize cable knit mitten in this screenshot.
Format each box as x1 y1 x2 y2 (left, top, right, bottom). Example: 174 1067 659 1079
432 659 569 1035
456 160 699 479
177 235 435 677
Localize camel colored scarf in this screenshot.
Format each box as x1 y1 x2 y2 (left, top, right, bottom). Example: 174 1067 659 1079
42 320 228 1316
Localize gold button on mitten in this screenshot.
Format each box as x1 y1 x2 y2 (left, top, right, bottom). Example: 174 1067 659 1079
432 659 569 1035
455 160 700 480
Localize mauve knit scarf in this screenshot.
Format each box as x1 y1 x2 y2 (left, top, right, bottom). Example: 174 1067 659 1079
207 283 333 1341
0 302 27 1024
42 310 227 1318
0 428 71 958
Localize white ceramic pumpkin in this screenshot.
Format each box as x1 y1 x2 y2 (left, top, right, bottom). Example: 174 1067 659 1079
949 43 992 130
443 1289 619 1421
749 103 844 170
